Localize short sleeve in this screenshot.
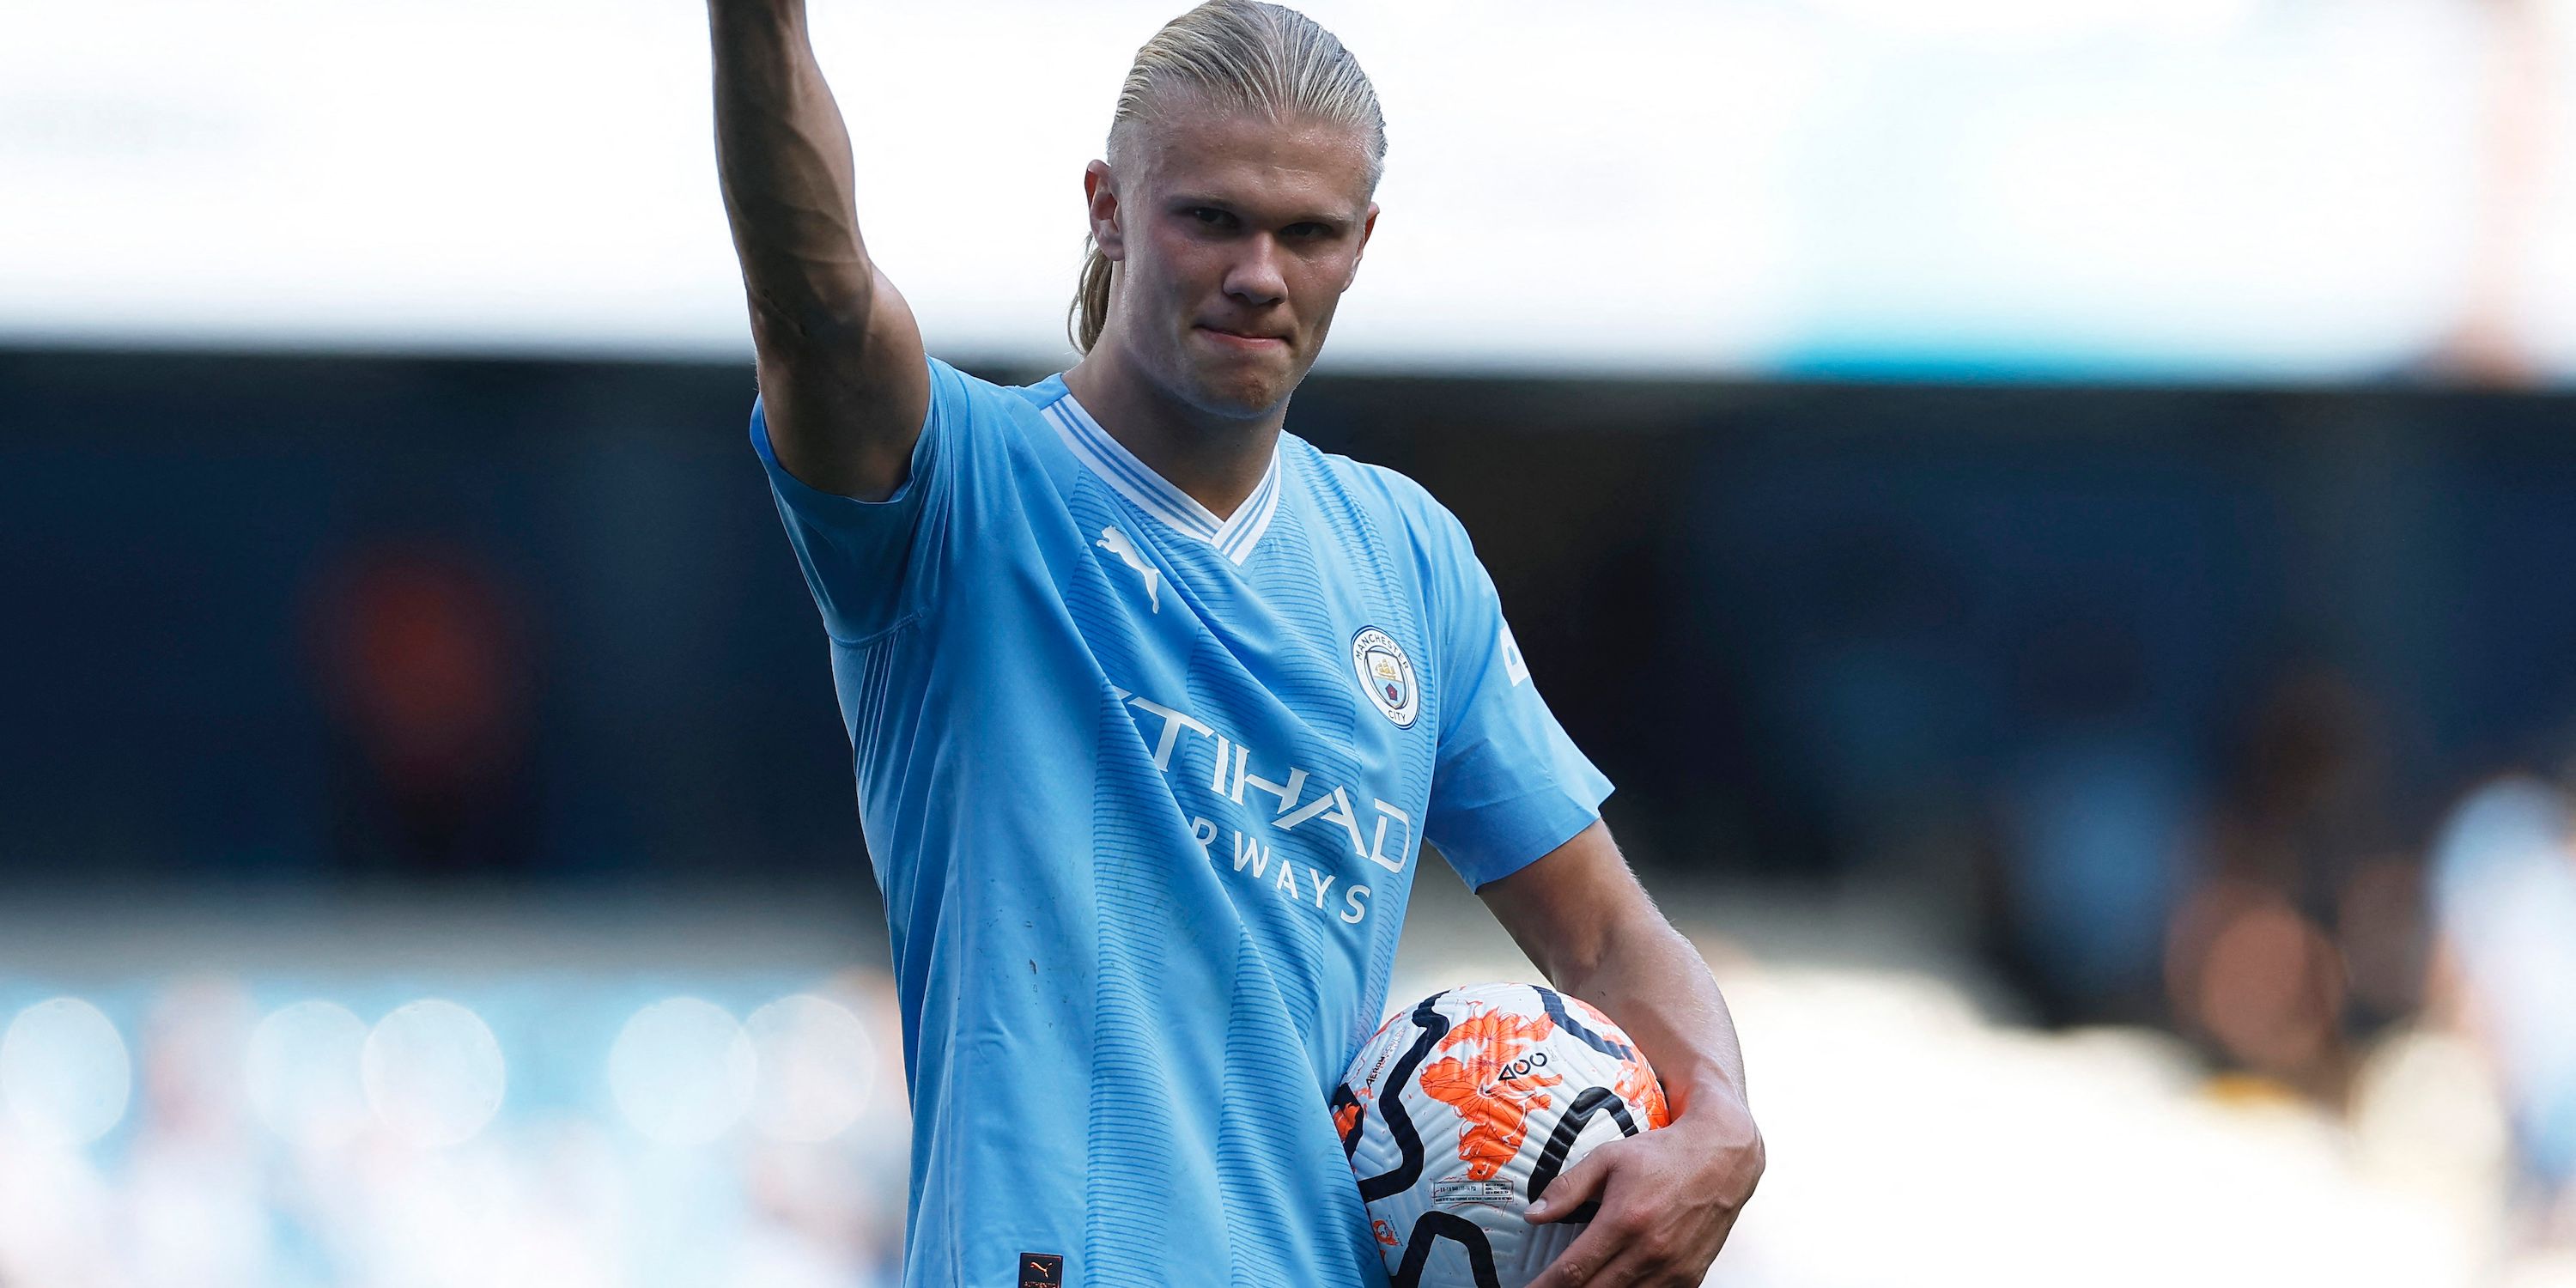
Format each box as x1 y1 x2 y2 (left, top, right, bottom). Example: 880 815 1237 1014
750 356 970 644
1420 507 1614 890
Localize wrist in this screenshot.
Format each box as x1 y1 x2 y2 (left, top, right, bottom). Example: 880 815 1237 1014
1659 1060 1748 1123
1669 1084 1762 1163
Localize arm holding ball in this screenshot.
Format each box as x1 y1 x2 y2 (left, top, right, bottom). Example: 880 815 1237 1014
1477 821 1765 1288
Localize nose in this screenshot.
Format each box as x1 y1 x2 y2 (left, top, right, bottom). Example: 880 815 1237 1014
1222 235 1290 310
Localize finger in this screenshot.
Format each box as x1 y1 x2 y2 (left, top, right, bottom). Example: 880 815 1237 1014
1589 1228 1701 1288
1522 1224 1613 1288
1525 1149 1613 1224
1520 1212 1643 1288
1571 1246 1657 1288
1633 1208 1731 1288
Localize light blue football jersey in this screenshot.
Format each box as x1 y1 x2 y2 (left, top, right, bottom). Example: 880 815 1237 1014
751 356 1611 1287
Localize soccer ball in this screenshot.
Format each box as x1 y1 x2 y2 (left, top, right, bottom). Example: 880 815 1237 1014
1335 982 1672 1287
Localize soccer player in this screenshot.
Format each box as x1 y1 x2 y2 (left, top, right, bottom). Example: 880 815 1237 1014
708 2 1764 1284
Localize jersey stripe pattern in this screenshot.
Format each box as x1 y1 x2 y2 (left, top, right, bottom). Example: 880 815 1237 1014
750 358 1612 1287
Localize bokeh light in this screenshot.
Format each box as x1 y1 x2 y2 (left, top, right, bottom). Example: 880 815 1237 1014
0 998 131 1147
244 999 372 1149
2349 1026 2512 1245
361 999 507 1149
744 993 877 1145
607 996 756 1146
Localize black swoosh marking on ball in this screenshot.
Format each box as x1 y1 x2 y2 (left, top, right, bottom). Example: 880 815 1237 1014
1527 1084 1642 1224
1354 991 1449 1203
1389 1211 1502 1288
1534 986 1637 1062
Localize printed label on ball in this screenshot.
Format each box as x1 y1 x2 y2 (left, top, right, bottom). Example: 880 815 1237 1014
1431 1177 1516 1206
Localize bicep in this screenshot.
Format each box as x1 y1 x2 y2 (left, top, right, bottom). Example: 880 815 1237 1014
753 264 932 501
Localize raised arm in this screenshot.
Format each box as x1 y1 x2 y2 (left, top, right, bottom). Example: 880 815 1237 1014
709 0 929 501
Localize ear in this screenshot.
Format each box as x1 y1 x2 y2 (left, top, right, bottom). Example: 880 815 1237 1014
1346 201 1381 289
1084 160 1127 263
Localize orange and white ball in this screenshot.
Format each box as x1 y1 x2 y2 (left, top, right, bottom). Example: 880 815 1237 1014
1337 982 1671 1288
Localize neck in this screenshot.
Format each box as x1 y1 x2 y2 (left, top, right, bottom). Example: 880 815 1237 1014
1061 342 1284 522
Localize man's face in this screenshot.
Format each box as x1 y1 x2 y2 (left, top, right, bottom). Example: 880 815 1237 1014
1089 104 1379 421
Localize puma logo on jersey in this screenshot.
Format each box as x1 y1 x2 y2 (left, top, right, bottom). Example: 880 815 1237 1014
1095 526 1159 613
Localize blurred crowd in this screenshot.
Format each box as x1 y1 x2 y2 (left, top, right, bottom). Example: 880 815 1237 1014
1980 658 2576 1265
0 970 914 1288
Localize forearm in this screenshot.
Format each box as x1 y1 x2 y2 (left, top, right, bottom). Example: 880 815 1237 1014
1491 832 1765 1279
1552 908 1747 1122
708 0 873 338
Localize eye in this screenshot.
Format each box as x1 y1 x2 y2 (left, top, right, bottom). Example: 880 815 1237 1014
1287 222 1334 240
1188 206 1233 228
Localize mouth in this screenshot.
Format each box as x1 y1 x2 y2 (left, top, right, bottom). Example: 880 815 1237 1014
1194 323 1290 353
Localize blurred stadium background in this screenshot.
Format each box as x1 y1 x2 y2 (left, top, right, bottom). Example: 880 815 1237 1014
6 0 2576 1284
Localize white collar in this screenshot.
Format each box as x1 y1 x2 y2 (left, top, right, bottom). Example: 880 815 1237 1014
1040 388 1285 567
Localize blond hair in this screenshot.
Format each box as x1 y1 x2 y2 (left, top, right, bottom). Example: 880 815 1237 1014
1069 1 1386 354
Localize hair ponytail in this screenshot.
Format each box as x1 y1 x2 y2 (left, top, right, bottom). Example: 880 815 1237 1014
1071 235 1116 355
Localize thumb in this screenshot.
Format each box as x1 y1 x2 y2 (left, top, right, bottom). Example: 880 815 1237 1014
1523 1151 1610 1224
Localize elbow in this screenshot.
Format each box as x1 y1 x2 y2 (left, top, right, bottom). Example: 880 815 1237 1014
1540 910 1637 999
1546 902 1683 1000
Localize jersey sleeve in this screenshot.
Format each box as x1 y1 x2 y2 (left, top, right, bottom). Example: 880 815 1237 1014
749 356 975 644
1419 505 1615 891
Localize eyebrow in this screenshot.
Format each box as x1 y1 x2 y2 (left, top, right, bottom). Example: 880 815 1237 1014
1165 194 1357 232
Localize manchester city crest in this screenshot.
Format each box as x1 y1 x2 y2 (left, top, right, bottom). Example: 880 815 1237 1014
1349 626 1419 728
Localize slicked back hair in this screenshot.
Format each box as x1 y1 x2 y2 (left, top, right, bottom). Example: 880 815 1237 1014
1070 1 1386 354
